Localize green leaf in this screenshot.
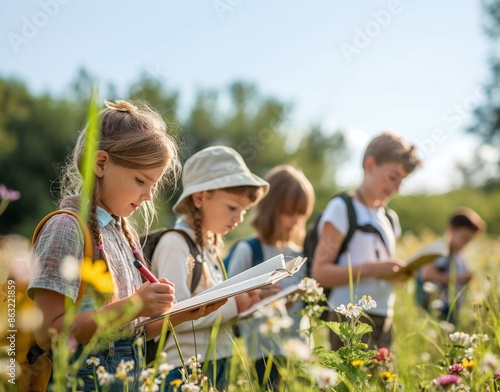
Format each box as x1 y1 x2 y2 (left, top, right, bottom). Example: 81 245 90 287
79 88 100 224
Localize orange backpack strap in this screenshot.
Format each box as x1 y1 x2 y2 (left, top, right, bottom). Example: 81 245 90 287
32 209 93 305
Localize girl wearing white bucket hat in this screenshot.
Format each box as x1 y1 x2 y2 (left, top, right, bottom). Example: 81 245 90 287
151 145 269 390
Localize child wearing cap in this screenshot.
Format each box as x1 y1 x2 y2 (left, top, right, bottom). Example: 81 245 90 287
151 146 269 390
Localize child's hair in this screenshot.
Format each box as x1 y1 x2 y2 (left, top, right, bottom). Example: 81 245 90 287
61 100 180 296
172 145 269 251
363 131 422 173
448 207 486 233
251 165 314 245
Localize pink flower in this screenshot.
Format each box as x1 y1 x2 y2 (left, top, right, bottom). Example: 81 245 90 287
0 184 21 201
372 347 392 363
436 374 461 386
447 364 464 374
494 371 500 379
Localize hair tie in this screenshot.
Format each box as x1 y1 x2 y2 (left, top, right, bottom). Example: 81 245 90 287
98 244 104 250
132 249 139 254
104 100 138 113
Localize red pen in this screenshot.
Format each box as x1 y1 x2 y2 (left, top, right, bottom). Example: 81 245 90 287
133 259 159 283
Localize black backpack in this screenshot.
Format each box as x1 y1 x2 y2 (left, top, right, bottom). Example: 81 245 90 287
303 192 395 318
141 228 203 365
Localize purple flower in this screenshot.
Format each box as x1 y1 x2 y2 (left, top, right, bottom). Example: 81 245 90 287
0 184 21 201
447 364 464 374
436 374 461 386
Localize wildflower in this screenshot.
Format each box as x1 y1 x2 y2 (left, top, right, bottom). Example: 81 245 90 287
464 348 474 359
80 258 114 293
61 255 80 282
139 368 156 382
158 363 174 379
85 356 100 367
181 384 200 391
380 371 396 382
351 359 365 367
170 378 184 388
283 338 310 360
0 184 21 202
298 277 325 301
140 378 161 392
449 332 471 347
447 364 464 374
335 303 363 319
480 352 499 371
186 355 199 370
17 305 43 332
309 366 338 388
438 320 455 334
259 315 293 335
435 374 461 386
462 358 475 371
96 365 115 386
372 347 392 364
358 295 377 311
494 371 500 379
115 359 134 379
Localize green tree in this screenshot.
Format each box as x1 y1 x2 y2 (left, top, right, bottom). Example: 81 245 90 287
0 78 85 236
466 0 500 186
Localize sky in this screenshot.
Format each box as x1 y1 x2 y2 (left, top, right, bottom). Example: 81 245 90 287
0 0 493 194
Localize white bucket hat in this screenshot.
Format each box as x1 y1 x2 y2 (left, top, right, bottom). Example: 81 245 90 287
173 146 270 213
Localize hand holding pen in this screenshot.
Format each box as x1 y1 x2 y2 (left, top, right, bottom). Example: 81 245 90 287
133 259 176 316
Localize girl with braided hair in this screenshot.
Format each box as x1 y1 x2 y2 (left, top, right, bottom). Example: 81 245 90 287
28 100 224 391
151 145 269 390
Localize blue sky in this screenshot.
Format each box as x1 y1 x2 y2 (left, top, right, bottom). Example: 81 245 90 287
1 0 492 194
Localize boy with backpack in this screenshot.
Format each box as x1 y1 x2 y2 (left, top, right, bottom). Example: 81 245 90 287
311 131 421 350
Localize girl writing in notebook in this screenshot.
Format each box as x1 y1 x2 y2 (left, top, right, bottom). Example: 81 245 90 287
28 100 223 391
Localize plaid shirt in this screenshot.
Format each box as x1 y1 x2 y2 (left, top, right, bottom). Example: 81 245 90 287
28 196 144 335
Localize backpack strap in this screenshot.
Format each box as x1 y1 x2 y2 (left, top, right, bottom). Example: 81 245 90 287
335 192 358 261
336 192 395 259
32 209 93 304
162 229 203 293
247 237 264 267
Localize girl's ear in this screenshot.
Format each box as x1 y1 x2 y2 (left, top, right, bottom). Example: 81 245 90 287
191 192 204 209
95 150 109 177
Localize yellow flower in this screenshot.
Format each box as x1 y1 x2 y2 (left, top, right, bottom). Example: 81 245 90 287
381 371 396 382
170 379 183 387
462 358 475 371
115 370 127 379
80 258 114 293
351 359 365 367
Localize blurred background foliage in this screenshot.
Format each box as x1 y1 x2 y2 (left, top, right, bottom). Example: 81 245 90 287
1 0 499 239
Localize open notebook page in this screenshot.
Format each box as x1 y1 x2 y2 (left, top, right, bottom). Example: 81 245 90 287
200 254 287 296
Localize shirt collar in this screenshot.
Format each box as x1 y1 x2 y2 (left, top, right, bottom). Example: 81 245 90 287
96 206 116 228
